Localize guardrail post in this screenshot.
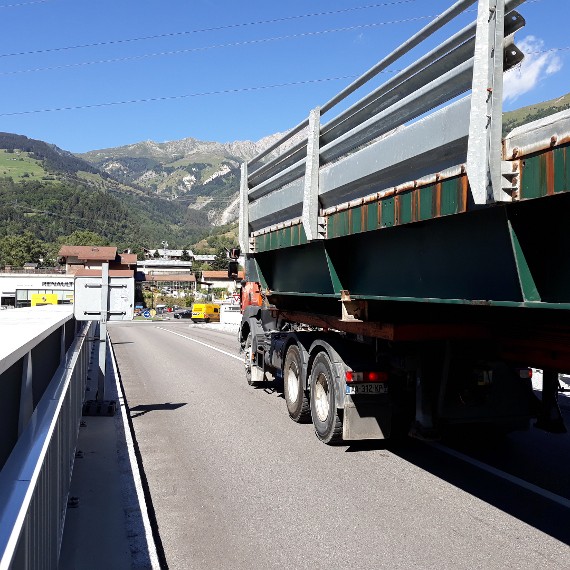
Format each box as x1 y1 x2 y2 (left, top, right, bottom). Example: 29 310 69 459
302 107 325 241
97 262 109 401
239 162 250 254
60 323 66 364
466 0 509 204
18 351 33 436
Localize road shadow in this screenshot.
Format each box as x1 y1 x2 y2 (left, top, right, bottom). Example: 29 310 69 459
386 437 570 545
111 341 135 346
345 440 389 453
130 402 187 418
251 378 285 399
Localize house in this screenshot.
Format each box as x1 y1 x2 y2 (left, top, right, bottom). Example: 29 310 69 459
137 259 193 276
58 246 137 275
200 270 244 294
144 248 192 260
140 273 197 295
193 254 216 264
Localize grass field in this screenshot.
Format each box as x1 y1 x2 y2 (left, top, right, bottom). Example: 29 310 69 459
0 149 47 179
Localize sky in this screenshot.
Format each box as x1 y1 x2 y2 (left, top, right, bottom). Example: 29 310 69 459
0 0 567 153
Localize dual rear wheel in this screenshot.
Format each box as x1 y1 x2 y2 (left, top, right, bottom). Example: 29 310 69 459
283 347 343 444
283 345 311 423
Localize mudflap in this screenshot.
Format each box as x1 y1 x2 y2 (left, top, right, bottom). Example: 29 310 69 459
342 395 392 440
250 363 267 384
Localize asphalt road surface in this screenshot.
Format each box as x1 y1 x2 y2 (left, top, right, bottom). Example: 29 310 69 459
109 321 570 570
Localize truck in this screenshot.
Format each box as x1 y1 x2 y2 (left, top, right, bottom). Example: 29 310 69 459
230 0 570 444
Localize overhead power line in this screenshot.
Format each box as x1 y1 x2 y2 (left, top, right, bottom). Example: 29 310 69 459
0 76 360 117
0 0 419 58
0 17 436 77
0 40 565 118
0 0 550 59
0 0 49 8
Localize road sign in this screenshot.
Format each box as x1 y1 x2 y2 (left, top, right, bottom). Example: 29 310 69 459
150 309 156 317
74 274 134 321
143 310 151 319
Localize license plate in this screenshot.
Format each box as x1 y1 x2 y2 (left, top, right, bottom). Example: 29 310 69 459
346 383 388 395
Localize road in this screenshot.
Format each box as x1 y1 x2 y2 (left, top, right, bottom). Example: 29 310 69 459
109 321 570 570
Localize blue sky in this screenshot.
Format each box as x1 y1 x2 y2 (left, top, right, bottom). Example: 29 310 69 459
0 0 567 153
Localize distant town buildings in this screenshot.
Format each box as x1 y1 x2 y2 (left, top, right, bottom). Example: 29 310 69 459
1 246 136 308
0 245 242 309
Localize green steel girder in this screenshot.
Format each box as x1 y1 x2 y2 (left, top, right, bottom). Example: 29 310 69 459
520 143 570 200
252 192 570 312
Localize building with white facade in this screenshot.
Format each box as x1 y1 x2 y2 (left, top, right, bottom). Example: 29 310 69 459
0 272 74 308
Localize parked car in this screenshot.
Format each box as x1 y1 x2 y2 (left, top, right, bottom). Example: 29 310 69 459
173 310 193 319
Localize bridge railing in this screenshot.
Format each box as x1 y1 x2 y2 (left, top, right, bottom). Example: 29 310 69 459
0 307 95 570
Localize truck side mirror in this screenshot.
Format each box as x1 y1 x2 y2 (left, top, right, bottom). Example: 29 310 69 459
229 248 241 259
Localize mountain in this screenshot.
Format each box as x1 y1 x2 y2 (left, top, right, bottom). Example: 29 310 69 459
0 133 217 252
0 132 148 196
78 132 304 226
1 92 567 257
79 93 570 228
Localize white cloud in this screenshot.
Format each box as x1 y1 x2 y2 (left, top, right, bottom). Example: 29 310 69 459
503 36 563 102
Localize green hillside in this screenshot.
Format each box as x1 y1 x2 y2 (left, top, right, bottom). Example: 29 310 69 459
0 149 47 180
503 93 570 135
0 177 211 250
0 133 223 264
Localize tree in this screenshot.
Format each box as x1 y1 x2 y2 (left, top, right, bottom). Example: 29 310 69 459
0 231 45 267
180 249 191 261
60 230 109 247
210 247 228 270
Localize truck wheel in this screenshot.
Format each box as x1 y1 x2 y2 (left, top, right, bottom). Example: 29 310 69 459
244 333 254 386
310 352 343 444
284 344 311 423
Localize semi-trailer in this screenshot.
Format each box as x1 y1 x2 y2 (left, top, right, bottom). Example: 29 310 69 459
231 0 570 444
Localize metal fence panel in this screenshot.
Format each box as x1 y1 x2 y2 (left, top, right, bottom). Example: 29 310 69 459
0 320 94 570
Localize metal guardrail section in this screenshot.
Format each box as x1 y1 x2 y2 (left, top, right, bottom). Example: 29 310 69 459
0 312 95 570
503 108 570 160
240 0 527 251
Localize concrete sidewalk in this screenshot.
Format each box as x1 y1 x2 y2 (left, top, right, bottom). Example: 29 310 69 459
59 339 160 570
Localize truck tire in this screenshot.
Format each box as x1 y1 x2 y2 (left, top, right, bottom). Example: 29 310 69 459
244 333 254 386
310 352 343 444
284 344 311 423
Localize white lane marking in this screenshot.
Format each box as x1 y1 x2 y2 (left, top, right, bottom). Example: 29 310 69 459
157 327 242 361
429 442 570 509
109 337 161 569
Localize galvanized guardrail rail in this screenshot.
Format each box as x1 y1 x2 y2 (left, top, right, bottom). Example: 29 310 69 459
0 307 95 569
240 0 528 249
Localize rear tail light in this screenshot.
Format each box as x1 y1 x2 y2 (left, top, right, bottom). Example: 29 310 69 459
518 368 533 379
345 371 388 383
